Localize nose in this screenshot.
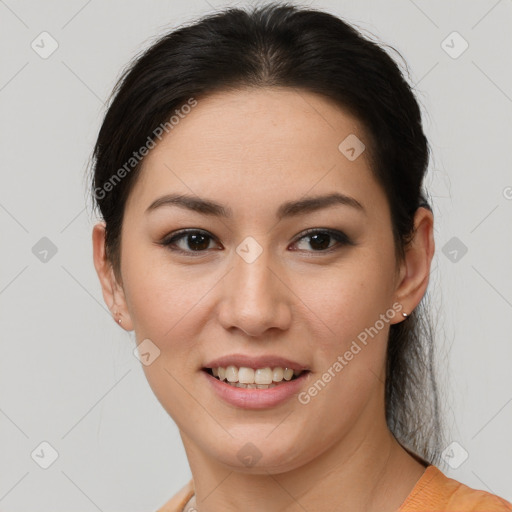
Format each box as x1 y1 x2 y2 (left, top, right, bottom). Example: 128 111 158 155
217 245 292 338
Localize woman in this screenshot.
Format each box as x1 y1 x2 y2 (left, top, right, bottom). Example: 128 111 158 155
89 3 512 511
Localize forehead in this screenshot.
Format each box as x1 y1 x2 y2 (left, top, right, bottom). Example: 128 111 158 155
126 87 385 220
150 86 368 158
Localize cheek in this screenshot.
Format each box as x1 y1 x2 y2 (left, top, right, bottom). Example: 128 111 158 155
297 269 391 427
293 254 393 356
120 241 203 337
121 252 209 420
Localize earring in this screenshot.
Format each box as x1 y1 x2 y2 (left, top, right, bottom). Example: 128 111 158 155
402 312 408 318
114 310 122 324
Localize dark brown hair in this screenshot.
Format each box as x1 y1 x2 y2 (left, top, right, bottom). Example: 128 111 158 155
88 1 444 464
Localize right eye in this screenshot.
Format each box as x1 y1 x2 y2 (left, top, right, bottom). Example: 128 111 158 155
160 229 221 256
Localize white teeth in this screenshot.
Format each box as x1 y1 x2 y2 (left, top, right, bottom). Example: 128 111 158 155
272 367 284 381
225 365 238 382
209 365 304 385
230 382 278 389
238 367 255 384
255 368 273 385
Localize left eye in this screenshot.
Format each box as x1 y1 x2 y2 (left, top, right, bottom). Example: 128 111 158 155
292 228 351 252
160 228 352 255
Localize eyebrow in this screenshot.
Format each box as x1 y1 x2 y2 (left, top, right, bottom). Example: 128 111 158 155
145 192 366 219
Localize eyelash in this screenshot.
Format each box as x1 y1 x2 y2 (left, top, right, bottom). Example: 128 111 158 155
159 228 354 257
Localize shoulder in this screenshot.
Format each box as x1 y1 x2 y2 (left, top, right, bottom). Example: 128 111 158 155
155 479 195 512
399 465 512 512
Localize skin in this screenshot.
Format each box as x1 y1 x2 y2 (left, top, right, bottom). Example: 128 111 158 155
93 87 435 512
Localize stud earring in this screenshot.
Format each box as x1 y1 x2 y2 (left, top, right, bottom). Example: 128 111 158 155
402 312 408 318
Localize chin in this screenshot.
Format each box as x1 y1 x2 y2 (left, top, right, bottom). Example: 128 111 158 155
201 435 312 475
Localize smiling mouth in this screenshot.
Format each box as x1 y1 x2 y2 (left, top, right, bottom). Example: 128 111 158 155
203 366 309 389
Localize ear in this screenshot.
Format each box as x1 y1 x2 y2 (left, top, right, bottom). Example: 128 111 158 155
391 207 435 324
92 222 134 331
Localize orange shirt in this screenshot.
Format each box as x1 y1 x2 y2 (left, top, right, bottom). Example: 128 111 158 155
156 465 512 512
398 465 511 511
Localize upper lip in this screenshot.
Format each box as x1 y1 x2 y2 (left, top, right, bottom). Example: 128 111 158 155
203 353 309 372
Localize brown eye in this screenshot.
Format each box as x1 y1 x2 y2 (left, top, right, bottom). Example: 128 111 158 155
160 227 353 257
161 229 218 255
291 229 353 253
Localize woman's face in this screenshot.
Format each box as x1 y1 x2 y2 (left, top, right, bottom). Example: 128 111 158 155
95 87 424 473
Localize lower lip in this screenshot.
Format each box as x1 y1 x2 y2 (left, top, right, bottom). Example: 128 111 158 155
202 370 310 410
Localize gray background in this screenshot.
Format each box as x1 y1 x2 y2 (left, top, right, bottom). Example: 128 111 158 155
1 0 511 510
